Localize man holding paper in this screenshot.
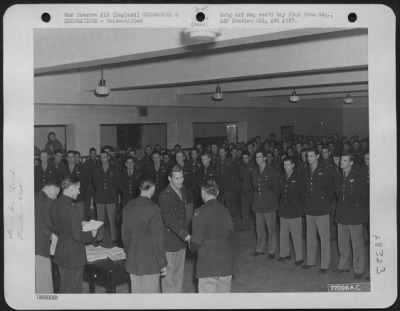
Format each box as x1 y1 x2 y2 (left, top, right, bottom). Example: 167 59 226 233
122 179 167 293
50 176 98 293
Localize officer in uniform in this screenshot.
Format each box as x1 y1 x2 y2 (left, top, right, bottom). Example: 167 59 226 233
143 151 168 203
216 147 240 220
278 157 305 265
188 148 202 209
190 179 234 293
91 151 120 244
122 179 167 293
158 165 191 293
334 152 368 279
120 156 142 207
35 150 59 194
251 150 279 258
303 148 335 272
210 143 220 167
238 152 255 230
59 150 90 220
196 152 220 206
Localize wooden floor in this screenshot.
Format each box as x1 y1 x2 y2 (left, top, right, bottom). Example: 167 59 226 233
83 225 370 293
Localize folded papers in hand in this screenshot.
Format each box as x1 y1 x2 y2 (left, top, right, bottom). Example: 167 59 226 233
85 245 126 262
82 220 104 232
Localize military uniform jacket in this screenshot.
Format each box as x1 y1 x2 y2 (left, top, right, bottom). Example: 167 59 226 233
304 164 335 216
120 168 142 206
50 195 92 267
34 164 59 194
122 196 168 275
238 162 254 195
335 168 368 225
92 165 120 204
143 162 169 201
158 185 189 252
278 172 305 218
251 166 279 213
359 166 370 223
35 191 55 258
216 158 240 193
179 160 196 204
59 163 89 202
191 199 234 278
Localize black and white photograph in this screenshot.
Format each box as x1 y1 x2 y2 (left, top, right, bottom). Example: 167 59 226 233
3 4 397 309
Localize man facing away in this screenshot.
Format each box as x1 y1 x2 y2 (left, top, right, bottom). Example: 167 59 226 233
158 165 191 292
122 179 167 293
35 181 60 293
191 179 234 293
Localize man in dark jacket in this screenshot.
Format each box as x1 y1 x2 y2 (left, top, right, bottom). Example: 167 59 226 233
251 150 280 258
303 148 335 272
35 182 60 293
91 151 120 244
50 176 97 293
119 156 142 207
143 151 169 203
44 131 63 155
35 150 59 194
122 179 167 293
334 152 368 279
238 152 254 230
158 165 191 293
278 157 305 265
191 179 234 293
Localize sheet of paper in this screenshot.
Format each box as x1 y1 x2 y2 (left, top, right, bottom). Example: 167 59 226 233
82 220 104 232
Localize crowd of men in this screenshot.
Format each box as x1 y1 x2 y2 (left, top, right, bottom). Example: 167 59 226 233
34 130 370 293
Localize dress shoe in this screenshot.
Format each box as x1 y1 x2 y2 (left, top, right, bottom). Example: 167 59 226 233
277 256 291 262
302 264 316 269
319 268 328 273
333 268 350 273
251 251 265 257
354 273 363 279
268 253 275 259
295 260 304 266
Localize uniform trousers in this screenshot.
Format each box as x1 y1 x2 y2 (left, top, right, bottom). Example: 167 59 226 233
279 217 303 261
161 248 186 293
306 214 330 269
337 223 365 274
198 275 232 293
240 193 252 230
57 265 84 293
186 203 194 234
255 211 277 255
35 255 53 293
221 191 239 218
130 274 160 293
96 203 117 241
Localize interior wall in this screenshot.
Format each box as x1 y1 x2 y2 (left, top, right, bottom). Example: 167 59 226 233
35 104 368 154
100 125 117 148
342 107 369 138
193 123 229 138
141 124 167 148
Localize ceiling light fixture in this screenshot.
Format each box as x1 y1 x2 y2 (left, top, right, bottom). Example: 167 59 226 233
289 89 300 103
343 93 353 104
183 28 222 43
212 83 224 101
94 66 110 97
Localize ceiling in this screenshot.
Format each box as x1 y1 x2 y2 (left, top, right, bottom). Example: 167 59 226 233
34 27 368 108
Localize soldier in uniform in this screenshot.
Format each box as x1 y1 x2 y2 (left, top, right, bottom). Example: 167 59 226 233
44 132 63 156
175 150 194 232
190 179 234 293
122 179 167 293
303 148 335 272
238 152 255 230
251 150 279 258
35 150 59 194
196 152 220 201
210 143 220 167
35 181 60 293
158 165 191 293
143 151 169 203
91 151 120 244
120 156 142 207
278 157 305 265
50 176 97 293
188 148 202 209
59 150 90 220
334 152 368 279
216 147 240 220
